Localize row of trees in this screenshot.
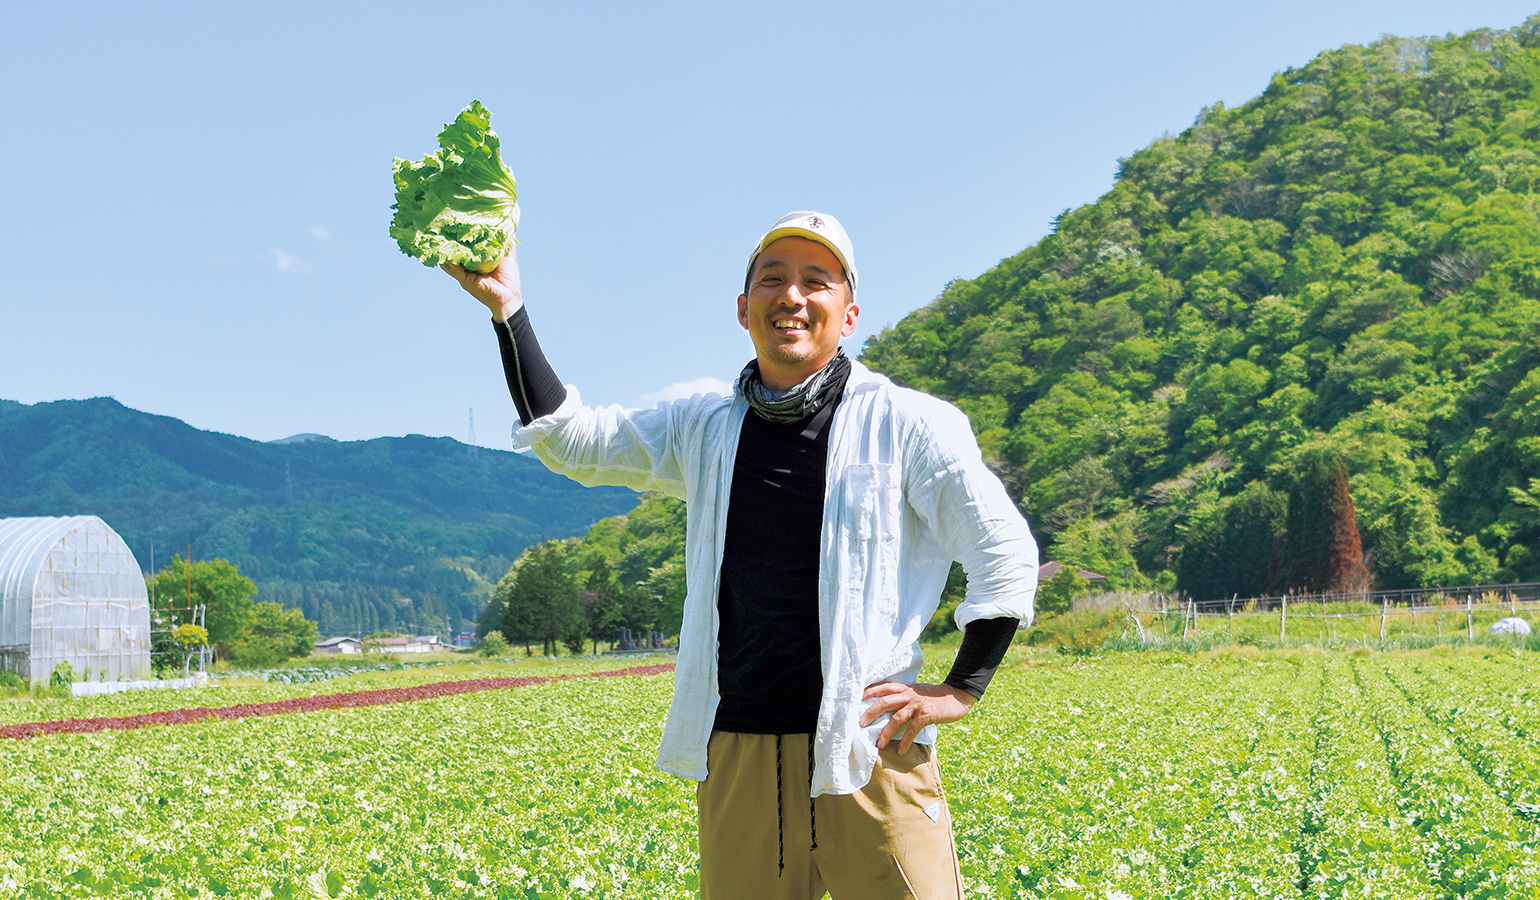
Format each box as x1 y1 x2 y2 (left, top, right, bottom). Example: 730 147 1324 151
478 494 687 655
1175 447 1369 601
148 556 318 669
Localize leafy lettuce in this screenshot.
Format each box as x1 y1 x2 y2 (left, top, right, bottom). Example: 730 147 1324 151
390 101 519 272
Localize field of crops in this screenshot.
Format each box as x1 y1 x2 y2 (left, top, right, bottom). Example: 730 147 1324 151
2 647 1537 899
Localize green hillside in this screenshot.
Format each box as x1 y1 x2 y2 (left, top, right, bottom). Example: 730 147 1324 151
0 397 637 636
862 21 1540 598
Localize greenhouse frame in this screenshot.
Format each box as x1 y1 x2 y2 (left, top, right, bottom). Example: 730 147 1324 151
0 515 152 683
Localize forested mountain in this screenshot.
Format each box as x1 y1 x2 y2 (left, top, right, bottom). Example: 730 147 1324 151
861 21 1540 599
0 397 637 635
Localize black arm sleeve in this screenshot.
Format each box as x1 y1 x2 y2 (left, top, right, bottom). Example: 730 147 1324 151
943 616 1020 699
493 307 568 426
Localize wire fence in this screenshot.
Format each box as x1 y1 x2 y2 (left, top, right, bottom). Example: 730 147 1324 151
1114 582 1540 644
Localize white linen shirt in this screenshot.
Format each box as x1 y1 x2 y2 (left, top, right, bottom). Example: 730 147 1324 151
513 360 1038 796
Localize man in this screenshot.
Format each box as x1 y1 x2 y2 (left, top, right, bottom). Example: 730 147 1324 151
444 211 1038 898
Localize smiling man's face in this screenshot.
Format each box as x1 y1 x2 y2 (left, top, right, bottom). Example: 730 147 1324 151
737 236 859 391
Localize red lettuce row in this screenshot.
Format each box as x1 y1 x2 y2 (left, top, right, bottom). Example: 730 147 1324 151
0 664 673 740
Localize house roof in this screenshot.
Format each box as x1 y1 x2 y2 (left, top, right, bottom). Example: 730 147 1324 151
1038 560 1106 582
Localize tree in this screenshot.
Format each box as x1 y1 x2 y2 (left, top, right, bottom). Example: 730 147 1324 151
638 557 686 638
576 558 626 654
170 624 209 677
148 556 258 660
474 583 507 639
223 602 318 667
498 540 582 656
1034 569 1086 618
477 631 510 657
1278 448 1370 593
1045 509 1146 591
1177 480 1287 601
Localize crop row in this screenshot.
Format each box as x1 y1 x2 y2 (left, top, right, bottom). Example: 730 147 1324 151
1295 659 1440 898
1351 660 1540 897
1391 661 1540 817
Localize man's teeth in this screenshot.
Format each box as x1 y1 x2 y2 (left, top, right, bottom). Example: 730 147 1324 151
775 320 805 329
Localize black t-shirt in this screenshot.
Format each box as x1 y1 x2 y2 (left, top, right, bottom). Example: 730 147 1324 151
712 405 835 734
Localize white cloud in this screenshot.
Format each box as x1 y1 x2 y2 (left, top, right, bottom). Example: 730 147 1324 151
267 248 313 275
640 376 733 405
308 225 331 241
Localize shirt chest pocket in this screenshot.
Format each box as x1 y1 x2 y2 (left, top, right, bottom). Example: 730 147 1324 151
839 463 903 543
834 463 903 613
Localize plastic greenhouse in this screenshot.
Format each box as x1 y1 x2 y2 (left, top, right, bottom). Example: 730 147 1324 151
0 516 152 683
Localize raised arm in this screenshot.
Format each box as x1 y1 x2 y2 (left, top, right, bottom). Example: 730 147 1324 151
443 247 566 424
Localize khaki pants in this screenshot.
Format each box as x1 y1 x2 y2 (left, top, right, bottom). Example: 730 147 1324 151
697 732 964 899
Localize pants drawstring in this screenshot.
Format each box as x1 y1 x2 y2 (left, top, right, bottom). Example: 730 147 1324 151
776 734 785 877
776 735 816 878
807 736 818 850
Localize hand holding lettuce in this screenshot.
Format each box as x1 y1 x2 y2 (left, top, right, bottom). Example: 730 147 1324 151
390 101 519 273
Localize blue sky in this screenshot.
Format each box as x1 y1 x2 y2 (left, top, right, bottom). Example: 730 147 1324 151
3 1 1536 448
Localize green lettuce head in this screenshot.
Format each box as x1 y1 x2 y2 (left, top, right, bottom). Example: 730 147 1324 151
390 101 519 272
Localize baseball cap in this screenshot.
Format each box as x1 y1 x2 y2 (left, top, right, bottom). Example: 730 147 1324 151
745 211 857 297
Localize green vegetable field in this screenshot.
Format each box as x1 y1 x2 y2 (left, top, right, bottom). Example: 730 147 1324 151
2 649 1537 898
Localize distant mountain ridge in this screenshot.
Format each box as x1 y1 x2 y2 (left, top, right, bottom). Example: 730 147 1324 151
0 397 638 636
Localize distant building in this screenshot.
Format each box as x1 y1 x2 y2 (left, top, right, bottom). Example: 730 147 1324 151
316 634 448 655
0 516 152 683
366 635 444 654
315 636 363 655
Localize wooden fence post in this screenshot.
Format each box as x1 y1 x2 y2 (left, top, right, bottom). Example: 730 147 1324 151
1280 596 1287 642
1467 593 1474 641
1380 595 1388 642
1125 599 1148 647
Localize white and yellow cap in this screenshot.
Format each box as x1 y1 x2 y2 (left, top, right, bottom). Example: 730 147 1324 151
745 211 858 298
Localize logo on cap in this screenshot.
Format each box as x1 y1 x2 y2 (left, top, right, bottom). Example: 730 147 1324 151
805 216 824 230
